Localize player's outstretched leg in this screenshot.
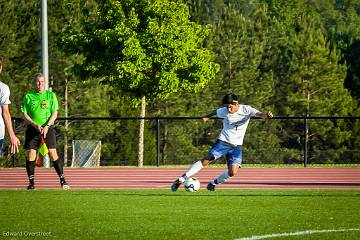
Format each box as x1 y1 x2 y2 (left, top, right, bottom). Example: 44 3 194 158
26 160 35 190
207 172 232 192
171 160 204 191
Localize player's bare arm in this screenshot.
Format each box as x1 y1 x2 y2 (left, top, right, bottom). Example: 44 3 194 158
2 104 20 154
201 110 217 123
256 111 273 119
43 111 58 138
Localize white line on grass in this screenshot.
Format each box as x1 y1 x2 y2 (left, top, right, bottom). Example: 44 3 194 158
234 228 360 240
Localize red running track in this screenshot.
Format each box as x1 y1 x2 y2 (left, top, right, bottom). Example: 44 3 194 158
0 168 360 190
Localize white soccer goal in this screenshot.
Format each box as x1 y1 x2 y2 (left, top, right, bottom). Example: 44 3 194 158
71 140 101 168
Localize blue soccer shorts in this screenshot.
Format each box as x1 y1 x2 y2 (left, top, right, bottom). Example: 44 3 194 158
206 140 242 168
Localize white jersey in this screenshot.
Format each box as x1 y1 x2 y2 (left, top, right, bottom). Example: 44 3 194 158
216 105 259 146
0 81 11 139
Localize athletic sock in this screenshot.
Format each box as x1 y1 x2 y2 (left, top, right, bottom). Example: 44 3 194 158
181 160 203 181
212 172 232 185
178 175 186 183
53 158 66 183
26 160 35 185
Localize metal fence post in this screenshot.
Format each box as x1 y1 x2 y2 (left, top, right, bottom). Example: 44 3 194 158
156 118 160 167
303 115 308 167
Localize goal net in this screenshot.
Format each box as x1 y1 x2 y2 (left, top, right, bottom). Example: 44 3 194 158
71 140 101 168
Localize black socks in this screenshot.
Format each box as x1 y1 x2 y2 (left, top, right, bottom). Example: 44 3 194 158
26 160 35 185
26 159 67 186
53 158 66 183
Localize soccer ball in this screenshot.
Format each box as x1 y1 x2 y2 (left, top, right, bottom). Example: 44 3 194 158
184 177 200 192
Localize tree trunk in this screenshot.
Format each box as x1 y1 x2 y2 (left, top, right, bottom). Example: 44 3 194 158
137 95 146 167
162 103 169 164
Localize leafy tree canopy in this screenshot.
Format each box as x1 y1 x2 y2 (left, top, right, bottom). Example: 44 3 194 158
61 0 219 102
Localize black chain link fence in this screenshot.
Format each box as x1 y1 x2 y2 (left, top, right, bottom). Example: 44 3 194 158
1 116 359 168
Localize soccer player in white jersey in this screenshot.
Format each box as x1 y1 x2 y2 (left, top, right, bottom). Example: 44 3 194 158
171 93 273 191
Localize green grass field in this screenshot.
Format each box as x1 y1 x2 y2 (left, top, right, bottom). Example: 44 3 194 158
0 189 359 240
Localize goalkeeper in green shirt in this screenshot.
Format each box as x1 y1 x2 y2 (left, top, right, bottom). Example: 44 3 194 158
21 73 69 190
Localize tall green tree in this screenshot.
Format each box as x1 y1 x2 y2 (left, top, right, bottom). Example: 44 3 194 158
309 0 360 99
61 0 219 166
278 13 354 162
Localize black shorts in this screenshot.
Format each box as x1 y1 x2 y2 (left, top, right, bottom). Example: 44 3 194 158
24 125 57 150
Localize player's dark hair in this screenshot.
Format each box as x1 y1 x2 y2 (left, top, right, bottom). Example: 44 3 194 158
222 93 239 104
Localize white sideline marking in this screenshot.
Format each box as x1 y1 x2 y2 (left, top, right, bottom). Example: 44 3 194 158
234 228 360 240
